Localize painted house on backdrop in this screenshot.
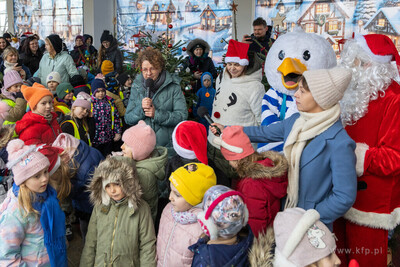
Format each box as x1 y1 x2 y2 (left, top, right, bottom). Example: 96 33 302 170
257 0 279 8
147 0 181 24
200 3 231 32
364 7 400 51
185 0 201 12
269 0 350 54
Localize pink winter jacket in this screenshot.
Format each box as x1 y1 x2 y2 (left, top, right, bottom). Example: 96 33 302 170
156 203 203 267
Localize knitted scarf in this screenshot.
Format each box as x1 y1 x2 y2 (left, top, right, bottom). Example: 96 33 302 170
283 104 341 209
171 206 198 225
141 70 166 99
13 183 67 267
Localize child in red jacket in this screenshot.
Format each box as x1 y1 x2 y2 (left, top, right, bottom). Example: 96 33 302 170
212 125 288 237
15 83 62 145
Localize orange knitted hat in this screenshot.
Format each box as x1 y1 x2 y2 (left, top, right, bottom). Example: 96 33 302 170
101 60 114 75
21 82 53 110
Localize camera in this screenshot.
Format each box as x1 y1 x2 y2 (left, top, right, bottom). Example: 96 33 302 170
245 35 256 42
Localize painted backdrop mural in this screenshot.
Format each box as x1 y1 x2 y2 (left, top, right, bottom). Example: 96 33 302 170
255 0 400 53
13 0 83 48
117 0 233 64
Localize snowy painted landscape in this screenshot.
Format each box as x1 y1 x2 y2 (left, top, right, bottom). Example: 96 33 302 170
117 0 233 65
13 0 84 48
255 0 400 52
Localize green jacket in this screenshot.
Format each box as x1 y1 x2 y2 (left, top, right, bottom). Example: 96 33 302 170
34 51 79 85
0 94 27 124
125 72 188 155
80 198 157 267
136 146 168 221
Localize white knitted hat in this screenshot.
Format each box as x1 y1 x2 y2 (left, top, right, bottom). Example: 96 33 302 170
302 67 352 110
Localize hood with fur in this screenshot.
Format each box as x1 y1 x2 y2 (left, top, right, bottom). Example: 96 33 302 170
236 151 288 179
249 226 275 267
89 156 142 210
186 38 211 58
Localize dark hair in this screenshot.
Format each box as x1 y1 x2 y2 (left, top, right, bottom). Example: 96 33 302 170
253 17 267 27
23 35 41 56
298 76 310 91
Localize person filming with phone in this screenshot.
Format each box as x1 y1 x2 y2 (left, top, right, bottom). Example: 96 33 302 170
242 17 274 56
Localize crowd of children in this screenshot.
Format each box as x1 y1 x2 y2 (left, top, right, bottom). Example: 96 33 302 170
1 29 399 267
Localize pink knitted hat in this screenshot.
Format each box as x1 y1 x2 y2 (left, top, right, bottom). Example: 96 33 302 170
122 120 156 161
273 208 337 267
3 70 23 90
0 101 10 126
72 92 92 110
52 133 80 161
212 126 254 161
6 139 50 185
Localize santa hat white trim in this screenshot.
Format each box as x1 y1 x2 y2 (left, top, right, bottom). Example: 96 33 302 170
344 207 400 230
354 34 393 64
225 56 249 66
172 121 196 160
281 209 320 258
212 136 243 154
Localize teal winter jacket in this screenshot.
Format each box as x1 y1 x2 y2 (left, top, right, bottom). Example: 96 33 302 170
34 51 79 85
125 72 188 155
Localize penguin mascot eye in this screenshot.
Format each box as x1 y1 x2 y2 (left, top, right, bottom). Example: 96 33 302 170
278 50 285 60
303 50 311 61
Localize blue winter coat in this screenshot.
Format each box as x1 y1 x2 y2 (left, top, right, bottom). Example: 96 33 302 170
189 226 254 267
70 140 104 214
243 113 357 230
193 72 215 131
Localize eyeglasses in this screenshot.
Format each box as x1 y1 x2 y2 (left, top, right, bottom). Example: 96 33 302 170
141 67 158 74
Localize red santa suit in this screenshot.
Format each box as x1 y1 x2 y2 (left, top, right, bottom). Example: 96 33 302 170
334 34 400 267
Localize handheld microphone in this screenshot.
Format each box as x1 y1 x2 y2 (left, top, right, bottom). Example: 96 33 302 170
197 106 222 136
144 78 154 98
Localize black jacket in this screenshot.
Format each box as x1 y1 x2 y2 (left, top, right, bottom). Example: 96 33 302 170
100 38 123 73
20 50 43 75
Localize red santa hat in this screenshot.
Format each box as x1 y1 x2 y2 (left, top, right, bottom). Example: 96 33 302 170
38 145 64 176
225 40 250 66
354 34 400 68
172 121 208 165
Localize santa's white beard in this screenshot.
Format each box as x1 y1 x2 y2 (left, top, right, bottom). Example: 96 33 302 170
340 63 396 126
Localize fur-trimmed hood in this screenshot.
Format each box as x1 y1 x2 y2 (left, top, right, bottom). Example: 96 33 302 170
89 156 142 210
236 151 288 179
186 38 211 58
249 227 275 267
0 125 15 149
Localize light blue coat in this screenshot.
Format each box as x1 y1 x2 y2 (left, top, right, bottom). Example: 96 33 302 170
243 113 357 230
34 51 79 85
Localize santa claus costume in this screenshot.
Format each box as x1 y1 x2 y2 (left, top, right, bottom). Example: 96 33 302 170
335 34 400 266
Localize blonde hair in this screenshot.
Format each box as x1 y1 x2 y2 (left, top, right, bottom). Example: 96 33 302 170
97 45 106 69
69 106 89 132
17 183 40 217
2 46 18 61
49 151 75 201
45 38 56 58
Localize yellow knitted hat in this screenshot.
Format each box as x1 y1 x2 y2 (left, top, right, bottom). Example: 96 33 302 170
169 163 217 206
101 60 114 75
